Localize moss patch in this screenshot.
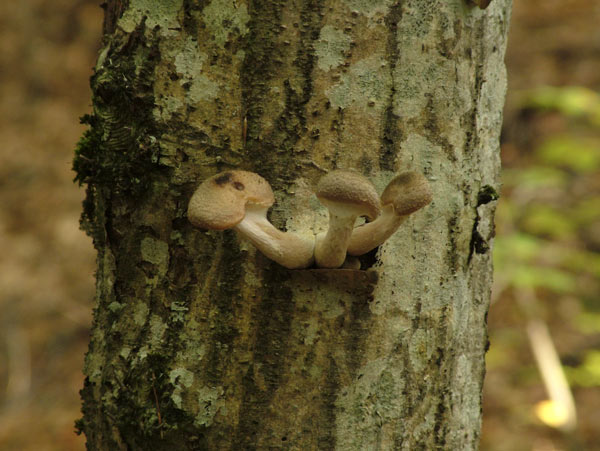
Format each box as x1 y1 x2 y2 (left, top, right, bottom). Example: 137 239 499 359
73 27 163 236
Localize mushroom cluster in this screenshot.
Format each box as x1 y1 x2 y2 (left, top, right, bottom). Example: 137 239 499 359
188 169 432 269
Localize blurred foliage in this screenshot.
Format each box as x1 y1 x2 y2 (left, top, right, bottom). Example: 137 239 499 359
575 311 600 333
493 85 600 389
536 136 600 173
521 86 600 126
565 350 600 388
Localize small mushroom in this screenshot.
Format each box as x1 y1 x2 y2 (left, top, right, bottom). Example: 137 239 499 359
188 170 314 269
314 170 381 268
346 171 432 256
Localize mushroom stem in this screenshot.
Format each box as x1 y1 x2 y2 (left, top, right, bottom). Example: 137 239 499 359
346 206 407 256
346 171 432 256
188 170 315 270
313 170 381 269
234 206 315 269
314 213 357 268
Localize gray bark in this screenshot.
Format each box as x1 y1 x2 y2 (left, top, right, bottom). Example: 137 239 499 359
75 0 511 449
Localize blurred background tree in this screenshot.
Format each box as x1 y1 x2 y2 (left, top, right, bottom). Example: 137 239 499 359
482 2 600 450
0 1 598 450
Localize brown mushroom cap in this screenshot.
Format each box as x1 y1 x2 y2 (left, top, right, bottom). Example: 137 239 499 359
188 170 275 230
381 171 432 216
316 170 381 220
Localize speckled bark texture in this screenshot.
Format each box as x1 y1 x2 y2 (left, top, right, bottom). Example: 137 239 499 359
75 0 511 449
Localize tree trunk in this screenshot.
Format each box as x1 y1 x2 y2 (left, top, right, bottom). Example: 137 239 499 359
75 0 511 449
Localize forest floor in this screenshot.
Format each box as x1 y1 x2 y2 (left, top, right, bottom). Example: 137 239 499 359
0 1 598 450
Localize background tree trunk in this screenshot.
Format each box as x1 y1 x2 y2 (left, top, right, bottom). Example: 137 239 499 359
75 0 511 449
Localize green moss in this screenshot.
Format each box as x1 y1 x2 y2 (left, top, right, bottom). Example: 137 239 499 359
72 115 102 186
73 28 165 246
477 185 499 205
74 417 85 436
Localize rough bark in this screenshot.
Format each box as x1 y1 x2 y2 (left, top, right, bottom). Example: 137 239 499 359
75 0 511 449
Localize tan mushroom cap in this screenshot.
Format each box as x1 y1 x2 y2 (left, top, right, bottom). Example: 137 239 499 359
381 171 432 216
188 170 275 230
316 170 381 219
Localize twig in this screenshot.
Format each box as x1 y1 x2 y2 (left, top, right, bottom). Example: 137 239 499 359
516 287 577 432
